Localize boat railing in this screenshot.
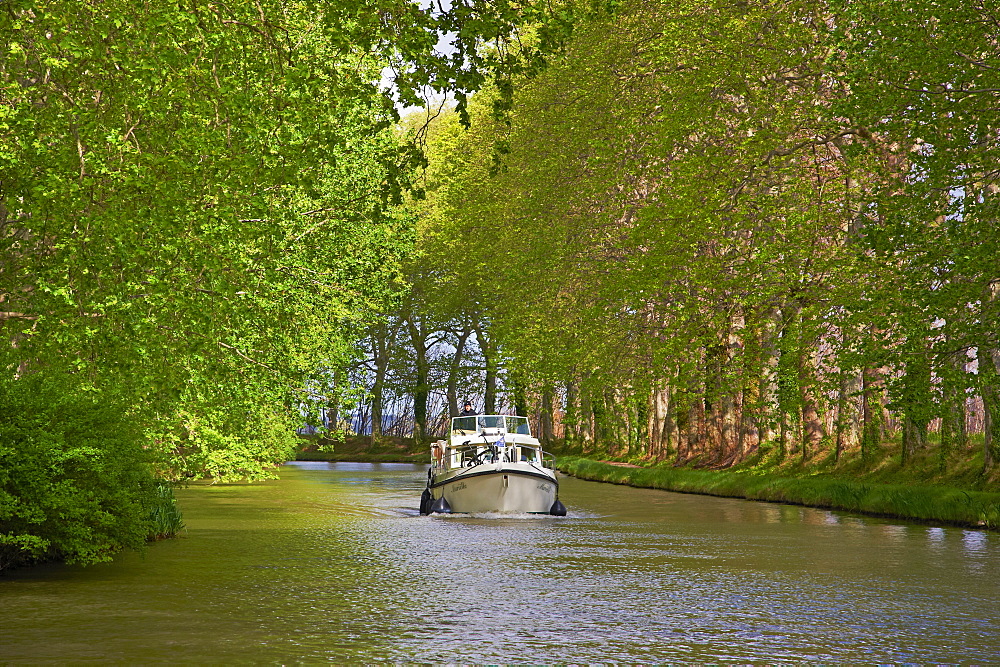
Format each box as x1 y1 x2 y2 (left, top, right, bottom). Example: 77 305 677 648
540 450 557 469
431 441 557 471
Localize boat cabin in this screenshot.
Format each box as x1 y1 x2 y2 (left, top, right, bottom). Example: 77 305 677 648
450 415 532 438
431 415 551 471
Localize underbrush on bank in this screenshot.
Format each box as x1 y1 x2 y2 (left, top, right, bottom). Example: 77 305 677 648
0 374 184 572
295 435 427 463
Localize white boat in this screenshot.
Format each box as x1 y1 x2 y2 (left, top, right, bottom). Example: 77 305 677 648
419 415 567 516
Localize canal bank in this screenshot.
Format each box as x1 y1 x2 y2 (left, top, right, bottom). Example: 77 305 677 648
557 456 1000 530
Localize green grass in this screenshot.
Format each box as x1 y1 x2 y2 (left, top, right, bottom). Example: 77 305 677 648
556 438 1000 530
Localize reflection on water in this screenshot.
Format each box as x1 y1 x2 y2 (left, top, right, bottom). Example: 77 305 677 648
1 461 998 663
963 529 989 554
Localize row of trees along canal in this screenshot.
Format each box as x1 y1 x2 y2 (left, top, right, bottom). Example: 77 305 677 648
357 0 1000 479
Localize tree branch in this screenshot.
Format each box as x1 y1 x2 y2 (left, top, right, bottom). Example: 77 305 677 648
217 341 280 374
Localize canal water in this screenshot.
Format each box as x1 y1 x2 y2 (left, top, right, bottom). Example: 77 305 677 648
1 462 998 663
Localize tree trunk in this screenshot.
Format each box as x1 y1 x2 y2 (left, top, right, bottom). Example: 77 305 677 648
673 386 692 465
737 312 765 461
405 315 433 444
836 367 862 463
514 377 530 418
484 361 497 413
649 381 674 461
861 364 883 463
370 324 394 443
446 324 472 417
475 322 498 414
326 370 342 435
939 344 968 469
900 335 932 467
593 387 616 454
799 327 824 464
776 303 802 461
579 383 594 446
980 280 1000 474
759 306 781 451
564 380 580 444
721 308 744 463
834 326 861 462
704 343 725 460
980 343 1000 474
540 385 555 445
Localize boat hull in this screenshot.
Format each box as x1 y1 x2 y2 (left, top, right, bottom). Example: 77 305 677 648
430 463 557 514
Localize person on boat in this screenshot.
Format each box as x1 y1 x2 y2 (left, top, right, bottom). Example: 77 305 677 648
458 401 477 417
430 440 445 466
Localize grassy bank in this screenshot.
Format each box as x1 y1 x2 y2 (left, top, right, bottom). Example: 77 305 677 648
556 455 1000 530
294 435 427 464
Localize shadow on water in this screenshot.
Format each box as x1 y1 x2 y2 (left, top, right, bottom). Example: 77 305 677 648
1 461 998 663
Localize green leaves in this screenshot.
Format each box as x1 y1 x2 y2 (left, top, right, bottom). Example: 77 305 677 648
0 372 158 570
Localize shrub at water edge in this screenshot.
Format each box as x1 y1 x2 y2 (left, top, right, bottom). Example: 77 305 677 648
0 374 179 572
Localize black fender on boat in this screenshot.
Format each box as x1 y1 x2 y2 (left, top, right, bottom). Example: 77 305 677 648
419 488 432 515
430 495 452 514
549 499 567 516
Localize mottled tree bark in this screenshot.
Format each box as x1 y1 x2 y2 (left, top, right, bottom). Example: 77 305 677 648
649 382 675 461
446 324 472 417
720 308 744 463
980 346 1000 474
799 333 825 464
835 366 862 462
564 380 580 444
938 346 968 469
861 364 884 463
579 382 595 446
758 306 781 450
900 336 932 467
540 385 555 444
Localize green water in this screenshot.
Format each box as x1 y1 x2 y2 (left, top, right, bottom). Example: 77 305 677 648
1 462 998 662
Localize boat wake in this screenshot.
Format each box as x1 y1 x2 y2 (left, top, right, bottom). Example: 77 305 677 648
436 511 565 520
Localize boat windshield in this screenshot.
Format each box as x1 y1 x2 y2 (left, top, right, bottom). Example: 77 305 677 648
478 415 504 430
505 416 530 435
451 416 477 434
449 415 532 436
